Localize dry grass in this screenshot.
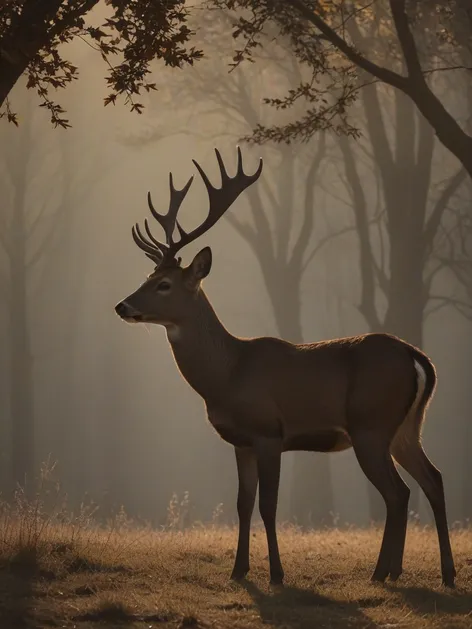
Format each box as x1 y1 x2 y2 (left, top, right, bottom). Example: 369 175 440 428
0 489 471 628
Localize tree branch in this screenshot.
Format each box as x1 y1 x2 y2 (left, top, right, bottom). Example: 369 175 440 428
244 185 275 261
279 0 472 177
423 167 467 251
290 133 326 272
258 171 279 212
274 146 295 264
359 80 395 179
27 204 65 269
224 213 258 247
427 294 472 320
389 0 425 81
284 0 409 90
337 133 382 330
301 223 360 273
413 107 435 228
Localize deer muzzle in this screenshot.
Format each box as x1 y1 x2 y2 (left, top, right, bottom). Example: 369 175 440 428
115 301 143 322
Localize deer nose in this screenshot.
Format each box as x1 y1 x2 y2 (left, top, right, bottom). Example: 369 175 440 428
115 301 136 317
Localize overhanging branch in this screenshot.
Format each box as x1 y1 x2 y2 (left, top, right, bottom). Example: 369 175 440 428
284 0 410 91
389 0 424 81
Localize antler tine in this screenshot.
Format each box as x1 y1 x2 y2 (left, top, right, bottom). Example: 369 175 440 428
147 173 194 248
144 218 167 251
214 147 230 183
236 145 245 176
131 224 163 264
131 147 262 266
171 146 263 251
133 223 162 254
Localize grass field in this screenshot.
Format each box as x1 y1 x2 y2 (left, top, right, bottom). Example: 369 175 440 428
0 496 471 629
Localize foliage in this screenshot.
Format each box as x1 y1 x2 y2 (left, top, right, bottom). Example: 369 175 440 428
209 0 362 141
209 0 472 148
0 0 203 127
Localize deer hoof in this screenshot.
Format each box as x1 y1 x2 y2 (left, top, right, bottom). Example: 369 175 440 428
371 571 388 583
442 574 456 589
269 581 285 593
230 570 249 582
388 569 403 582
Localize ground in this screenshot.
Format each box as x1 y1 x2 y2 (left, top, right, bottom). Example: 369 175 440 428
0 509 471 629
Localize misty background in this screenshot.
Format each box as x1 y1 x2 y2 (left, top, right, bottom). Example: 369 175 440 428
1 6 471 530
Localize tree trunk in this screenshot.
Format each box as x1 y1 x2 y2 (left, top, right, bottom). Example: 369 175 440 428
269 279 303 344
465 383 472 520
407 82 472 180
307 2 472 180
0 0 76 108
9 188 35 496
0 56 30 110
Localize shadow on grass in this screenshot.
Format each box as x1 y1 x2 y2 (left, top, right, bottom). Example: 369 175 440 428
74 599 172 625
0 547 136 628
0 547 41 629
388 584 472 617
241 579 379 629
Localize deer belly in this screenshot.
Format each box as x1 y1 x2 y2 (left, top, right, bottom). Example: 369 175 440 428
207 403 281 448
283 429 351 453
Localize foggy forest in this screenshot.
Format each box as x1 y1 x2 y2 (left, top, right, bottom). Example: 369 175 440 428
0 1 471 628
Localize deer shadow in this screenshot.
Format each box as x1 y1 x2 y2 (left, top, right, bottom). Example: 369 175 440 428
387 583 472 618
0 547 39 629
239 579 380 629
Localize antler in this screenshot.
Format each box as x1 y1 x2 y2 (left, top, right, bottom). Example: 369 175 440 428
131 172 194 265
132 146 263 267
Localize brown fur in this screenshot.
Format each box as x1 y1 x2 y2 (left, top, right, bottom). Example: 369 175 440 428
116 258 455 588
115 147 455 587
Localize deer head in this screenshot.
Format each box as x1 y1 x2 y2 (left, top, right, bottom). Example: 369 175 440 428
115 147 263 326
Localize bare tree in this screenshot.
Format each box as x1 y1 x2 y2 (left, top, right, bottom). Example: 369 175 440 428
212 0 472 177
0 88 113 495
0 96 59 492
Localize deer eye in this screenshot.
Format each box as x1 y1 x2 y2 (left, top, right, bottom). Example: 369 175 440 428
157 281 171 292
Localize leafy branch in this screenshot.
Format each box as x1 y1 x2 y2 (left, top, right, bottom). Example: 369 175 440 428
0 0 203 127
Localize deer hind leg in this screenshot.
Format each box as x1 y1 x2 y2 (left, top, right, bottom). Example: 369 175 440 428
231 447 258 581
391 439 456 588
254 437 284 586
351 431 410 583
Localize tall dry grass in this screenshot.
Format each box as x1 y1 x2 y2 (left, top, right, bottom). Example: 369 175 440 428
0 464 471 628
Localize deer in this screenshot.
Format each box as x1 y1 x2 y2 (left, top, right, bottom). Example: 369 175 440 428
115 147 456 588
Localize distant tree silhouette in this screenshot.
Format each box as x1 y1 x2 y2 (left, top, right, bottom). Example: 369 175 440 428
211 0 472 178
0 91 110 494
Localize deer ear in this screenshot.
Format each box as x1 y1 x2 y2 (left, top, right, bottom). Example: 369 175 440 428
188 247 212 282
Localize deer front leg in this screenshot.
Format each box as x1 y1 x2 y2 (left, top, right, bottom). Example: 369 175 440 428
254 437 284 586
231 446 258 581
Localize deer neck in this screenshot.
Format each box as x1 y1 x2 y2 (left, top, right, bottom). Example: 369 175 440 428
166 289 240 402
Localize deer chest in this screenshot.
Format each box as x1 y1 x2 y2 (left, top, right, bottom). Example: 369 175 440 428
206 408 253 448
212 424 253 448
